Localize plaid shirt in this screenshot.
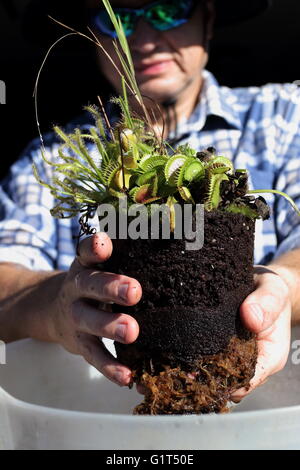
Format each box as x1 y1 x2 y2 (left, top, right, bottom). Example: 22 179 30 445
0 70 300 271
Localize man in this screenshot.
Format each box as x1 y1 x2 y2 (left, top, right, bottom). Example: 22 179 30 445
0 0 299 403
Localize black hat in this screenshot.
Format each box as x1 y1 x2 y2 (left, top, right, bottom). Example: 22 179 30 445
215 0 271 27
22 0 272 44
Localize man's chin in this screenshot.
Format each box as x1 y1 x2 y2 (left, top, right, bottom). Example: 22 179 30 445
137 82 182 107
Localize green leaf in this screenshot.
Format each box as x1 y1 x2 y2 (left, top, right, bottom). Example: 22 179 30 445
102 159 120 186
225 203 260 219
138 155 168 171
165 154 187 186
175 143 197 158
178 186 195 204
166 196 177 233
137 170 156 186
206 156 234 174
130 185 161 204
205 173 229 211
184 160 205 182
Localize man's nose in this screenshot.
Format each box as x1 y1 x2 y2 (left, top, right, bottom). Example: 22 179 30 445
128 18 162 54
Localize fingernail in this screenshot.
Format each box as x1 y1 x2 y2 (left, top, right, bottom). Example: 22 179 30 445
118 283 129 301
115 323 127 342
113 370 131 387
113 370 125 386
249 303 264 325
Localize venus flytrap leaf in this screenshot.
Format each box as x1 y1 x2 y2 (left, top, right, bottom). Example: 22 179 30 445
108 187 126 198
166 196 177 233
165 155 187 186
114 168 132 190
205 172 229 211
206 163 232 175
226 203 261 219
184 160 205 182
102 160 121 186
139 155 168 172
178 186 195 204
174 158 196 186
130 185 161 204
137 170 157 186
206 156 234 174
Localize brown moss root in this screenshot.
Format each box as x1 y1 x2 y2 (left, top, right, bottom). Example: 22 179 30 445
133 336 257 415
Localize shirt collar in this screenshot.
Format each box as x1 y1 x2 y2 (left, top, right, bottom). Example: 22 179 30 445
169 70 242 139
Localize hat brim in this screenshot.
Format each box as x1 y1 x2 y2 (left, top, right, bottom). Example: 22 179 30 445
22 0 272 44
215 0 271 27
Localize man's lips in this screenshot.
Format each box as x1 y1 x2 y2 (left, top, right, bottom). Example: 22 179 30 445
134 59 174 75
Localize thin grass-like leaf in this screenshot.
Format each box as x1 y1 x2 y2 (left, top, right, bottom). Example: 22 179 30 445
248 189 300 216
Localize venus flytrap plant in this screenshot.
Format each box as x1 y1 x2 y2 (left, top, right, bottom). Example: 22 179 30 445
33 0 300 232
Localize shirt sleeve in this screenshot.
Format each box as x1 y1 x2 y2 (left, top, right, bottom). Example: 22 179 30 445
273 87 300 259
0 136 58 271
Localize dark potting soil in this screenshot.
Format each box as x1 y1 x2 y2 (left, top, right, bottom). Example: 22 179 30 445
103 210 257 414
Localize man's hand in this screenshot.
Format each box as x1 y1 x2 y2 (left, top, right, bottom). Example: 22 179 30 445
231 265 292 402
50 232 142 387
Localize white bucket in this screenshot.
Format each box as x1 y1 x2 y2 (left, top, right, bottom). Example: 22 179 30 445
0 327 300 450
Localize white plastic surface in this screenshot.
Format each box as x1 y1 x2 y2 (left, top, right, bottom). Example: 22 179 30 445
0 328 300 450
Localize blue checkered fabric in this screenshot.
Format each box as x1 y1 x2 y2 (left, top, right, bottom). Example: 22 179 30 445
1 70 300 271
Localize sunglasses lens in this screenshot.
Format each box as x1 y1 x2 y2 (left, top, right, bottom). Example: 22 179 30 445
94 10 135 37
147 0 194 31
93 0 194 37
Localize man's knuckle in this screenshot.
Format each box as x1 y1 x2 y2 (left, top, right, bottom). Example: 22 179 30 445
75 271 84 290
70 301 80 325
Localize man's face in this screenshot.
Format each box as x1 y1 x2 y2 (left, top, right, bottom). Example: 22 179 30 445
89 0 214 104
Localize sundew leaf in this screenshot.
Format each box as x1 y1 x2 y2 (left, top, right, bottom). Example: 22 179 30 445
83 105 107 139
74 129 105 182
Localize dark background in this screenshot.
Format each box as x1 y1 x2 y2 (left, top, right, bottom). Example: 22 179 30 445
0 0 299 180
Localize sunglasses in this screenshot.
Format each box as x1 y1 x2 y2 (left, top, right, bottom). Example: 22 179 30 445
91 0 196 38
